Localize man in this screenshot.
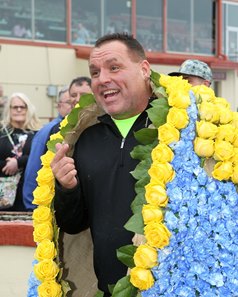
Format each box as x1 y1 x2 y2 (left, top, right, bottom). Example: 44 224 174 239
69 76 92 107
49 76 92 135
23 86 72 210
168 59 213 87
51 33 152 296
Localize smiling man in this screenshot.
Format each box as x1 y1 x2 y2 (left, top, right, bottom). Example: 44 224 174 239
51 33 153 296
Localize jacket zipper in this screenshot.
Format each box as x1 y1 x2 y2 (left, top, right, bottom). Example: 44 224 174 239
120 137 125 167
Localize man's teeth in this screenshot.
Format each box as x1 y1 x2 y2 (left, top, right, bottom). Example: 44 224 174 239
104 90 117 96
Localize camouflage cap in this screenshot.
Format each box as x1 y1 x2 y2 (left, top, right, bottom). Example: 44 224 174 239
168 59 213 82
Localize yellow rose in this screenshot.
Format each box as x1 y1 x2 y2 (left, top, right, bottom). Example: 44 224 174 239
130 267 154 290
215 96 230 108
166 77 191 94
34 259 59 282
159 73 172 88
145 182 168 207
158 123 180 145
148 162 175 185
232 132 238 148
35 239 57 261
59 116 68 128
212 161 233 181
36 167 55 187
167 107 189 130
33 184 55 206
196 120 218 139
218 107 233 124
144 222 171 249
216 124 236 143
38 280 62 297
134 244 158 268
199 101 220 123
194 137 214 158
214 140 234 161
41 151 55 167
49 132 63 141
168 90 191 109
33 222 53 242
32 206 52 225
192 85 216 103
151 143 174 163
232 112 238 128
142 204 163 224
230 148 238 165
231 165 238 184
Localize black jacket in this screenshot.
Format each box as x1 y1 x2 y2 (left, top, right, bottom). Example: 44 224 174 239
54 109 150 294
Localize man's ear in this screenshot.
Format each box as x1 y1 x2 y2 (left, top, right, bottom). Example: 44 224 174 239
141 60 151 80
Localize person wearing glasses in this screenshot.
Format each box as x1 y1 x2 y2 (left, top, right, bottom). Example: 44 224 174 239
0 92 41 211
23 86 72 211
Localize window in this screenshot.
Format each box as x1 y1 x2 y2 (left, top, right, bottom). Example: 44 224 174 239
35 0 66 42
104 0 131 35
167 0 215 55
136 0 163 52
71 0 100 45
223 1 238 62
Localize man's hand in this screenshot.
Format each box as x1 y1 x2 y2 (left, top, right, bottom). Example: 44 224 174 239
51 143 78 189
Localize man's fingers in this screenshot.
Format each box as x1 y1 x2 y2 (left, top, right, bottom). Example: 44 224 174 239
52 143 69 164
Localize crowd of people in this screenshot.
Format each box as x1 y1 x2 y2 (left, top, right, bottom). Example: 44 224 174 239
0 76 92 212
1 32 224 297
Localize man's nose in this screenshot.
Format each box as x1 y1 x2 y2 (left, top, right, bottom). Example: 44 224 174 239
98 70 111 84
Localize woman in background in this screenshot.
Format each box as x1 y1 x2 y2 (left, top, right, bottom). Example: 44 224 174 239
0 92 40 211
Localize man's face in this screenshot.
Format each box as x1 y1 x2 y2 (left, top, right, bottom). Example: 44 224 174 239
89 41 151 119
58 91 72 117
182 75 210 87
70 82 92 106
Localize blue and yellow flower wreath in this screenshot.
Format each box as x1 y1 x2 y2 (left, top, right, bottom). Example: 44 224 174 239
27 70 238 297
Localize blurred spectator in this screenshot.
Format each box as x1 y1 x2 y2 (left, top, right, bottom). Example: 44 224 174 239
168 59 213 87
75 22 90 44
23 86 72 210
0 84 8 121
0 92 41 211
12 21 27 38
69 76 92 107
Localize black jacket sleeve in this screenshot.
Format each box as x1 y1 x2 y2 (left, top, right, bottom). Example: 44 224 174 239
54 181 89 234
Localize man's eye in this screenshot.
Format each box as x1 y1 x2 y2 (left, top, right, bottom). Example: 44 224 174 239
91 71 99 78
111 65 119 71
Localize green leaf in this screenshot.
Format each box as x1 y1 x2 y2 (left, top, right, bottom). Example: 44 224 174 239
112 276 138 297
60 123 75 138
117 244 137 268
94 290 104 297
131 158 151 180
79 93 96 108
47 138 63 153
147 98 170 128
66 106 80 126
150 69 161 87
135 175 150 194
60 279 71 297
153 86 167 98
131 192 146 213
130 142 157 161
134 128 158 145
124 212 144 234
108 284 116 294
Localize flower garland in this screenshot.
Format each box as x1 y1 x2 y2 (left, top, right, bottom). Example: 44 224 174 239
27 71 238 297
27 95 96 297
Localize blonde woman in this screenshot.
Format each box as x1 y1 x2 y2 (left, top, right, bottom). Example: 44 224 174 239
0 92 41 211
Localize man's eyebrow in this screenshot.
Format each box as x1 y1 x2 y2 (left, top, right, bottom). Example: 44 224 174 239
89 57 119 69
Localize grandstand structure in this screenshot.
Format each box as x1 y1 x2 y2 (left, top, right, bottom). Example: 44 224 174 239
0 0 238 121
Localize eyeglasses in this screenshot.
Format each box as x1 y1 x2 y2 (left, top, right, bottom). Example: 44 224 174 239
59 101 73 106
10 105 27 111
